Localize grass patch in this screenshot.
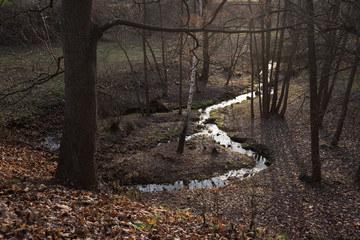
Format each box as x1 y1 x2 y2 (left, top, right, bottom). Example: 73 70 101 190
147 127 181 143
97 40 161 74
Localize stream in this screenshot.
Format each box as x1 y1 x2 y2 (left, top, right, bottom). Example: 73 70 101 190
134 92 267 192
43 92 267 192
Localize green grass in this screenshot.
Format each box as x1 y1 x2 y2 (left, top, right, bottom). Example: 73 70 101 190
97 40 161 74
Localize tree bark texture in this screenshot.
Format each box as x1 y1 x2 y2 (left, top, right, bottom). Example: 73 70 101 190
56 0 100 189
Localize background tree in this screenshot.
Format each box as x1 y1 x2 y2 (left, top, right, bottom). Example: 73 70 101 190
331 40 359 146
305 0 321 182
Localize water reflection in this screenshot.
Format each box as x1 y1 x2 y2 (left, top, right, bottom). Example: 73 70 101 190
43 133 61 150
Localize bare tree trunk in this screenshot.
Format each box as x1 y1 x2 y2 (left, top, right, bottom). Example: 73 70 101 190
159 1 168 96
225 33 244 85
306 0 321 182
116 39 134 73
56 0 99 189
178 0 200 154
178 1 184 115
143 36 164 88
247 0 255 118
279 31 300 117
195 71 201 93
178 32 184 115
317 33 336 127
199 30 210 85
249 20 255 118
142 1 150 116
331 44 359 146
177 43 198 153
270 0 288 114
253 31 262 118
276 25 299 113
260 1 270 119
319 33 348 125
318 3 340 127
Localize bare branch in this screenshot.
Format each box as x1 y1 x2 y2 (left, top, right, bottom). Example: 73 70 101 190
203 0 228 28
100 19 304 34
0 56 64 101
0 0 54 24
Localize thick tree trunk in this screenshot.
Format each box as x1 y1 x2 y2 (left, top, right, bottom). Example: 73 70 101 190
56 0 100 189
306 0 321 182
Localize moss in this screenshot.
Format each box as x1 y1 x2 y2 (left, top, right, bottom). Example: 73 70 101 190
209 109 224 127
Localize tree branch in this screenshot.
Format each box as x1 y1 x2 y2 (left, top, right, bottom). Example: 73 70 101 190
100 19 303 34
0 0 54 24
0 56 64 101
203 0 228 28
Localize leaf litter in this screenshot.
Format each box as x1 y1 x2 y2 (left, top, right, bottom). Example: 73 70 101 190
0 141 277 239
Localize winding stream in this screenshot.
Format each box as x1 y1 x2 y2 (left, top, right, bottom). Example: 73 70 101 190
134 92 267 192
43 92 268 192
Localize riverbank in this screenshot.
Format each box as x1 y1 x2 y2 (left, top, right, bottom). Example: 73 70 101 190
141 74 360 239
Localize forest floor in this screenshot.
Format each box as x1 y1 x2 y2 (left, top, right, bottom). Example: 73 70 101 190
142 71 360 239
1 63 360 239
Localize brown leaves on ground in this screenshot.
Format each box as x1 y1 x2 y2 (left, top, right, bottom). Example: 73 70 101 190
0 142 270 239
142 82 360 239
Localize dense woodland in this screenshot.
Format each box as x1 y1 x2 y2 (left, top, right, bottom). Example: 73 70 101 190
0 0 359 239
